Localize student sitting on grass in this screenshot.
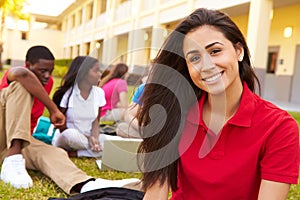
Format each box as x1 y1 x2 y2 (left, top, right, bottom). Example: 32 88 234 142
137 8 299 200
0 46 138 194
52 56 106 157
99 63 129 122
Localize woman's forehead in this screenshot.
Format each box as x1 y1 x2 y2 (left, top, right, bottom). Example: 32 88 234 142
183 26 227 51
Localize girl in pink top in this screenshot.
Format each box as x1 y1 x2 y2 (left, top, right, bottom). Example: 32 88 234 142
100 63 128 122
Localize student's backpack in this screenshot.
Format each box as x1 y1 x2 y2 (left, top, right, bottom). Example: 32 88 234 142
48 187 144 200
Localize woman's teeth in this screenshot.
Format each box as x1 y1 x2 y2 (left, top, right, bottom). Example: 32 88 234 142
203 73 222 82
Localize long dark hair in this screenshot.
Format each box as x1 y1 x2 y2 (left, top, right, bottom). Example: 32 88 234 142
99 63 128 87
137 8 261 191
53 56 98 108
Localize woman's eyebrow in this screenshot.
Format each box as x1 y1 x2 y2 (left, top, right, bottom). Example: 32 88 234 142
185 42 224 57
205 42 223 49
185 50 199 58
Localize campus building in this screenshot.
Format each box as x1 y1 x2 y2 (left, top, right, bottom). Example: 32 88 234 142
2 0 300 103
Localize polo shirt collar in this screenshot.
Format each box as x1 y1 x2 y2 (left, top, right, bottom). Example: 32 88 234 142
186 82 256 128
227 82 256 127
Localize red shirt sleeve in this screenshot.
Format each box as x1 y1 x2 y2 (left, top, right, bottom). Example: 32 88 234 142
260 114 299 184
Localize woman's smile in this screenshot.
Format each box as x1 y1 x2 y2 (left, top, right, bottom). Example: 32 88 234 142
202 71 224 83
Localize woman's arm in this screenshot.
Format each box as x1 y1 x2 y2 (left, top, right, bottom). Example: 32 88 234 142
118 91 128 108
88 107 102 152
143 180 169 200
115 91 128 120
58 107 67 132
258 180 290 200
124 102 139 129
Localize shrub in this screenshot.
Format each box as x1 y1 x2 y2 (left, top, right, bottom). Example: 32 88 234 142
54 59 72 67
52 65 68 78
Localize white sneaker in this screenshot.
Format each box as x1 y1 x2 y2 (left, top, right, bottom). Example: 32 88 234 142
80 178 140 193
0 154 33 189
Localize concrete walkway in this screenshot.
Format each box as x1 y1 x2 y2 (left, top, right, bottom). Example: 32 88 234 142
269 100 300 112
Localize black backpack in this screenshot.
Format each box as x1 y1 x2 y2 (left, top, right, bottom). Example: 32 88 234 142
48 187 144 200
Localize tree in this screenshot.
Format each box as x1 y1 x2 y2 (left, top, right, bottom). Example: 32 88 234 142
0 0 28 71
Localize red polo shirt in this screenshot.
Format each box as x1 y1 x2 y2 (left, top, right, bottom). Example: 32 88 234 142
171 83 299 200
0 68 53 133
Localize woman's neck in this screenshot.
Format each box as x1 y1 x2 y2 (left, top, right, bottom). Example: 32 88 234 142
203 81 243 133
78 81 92 100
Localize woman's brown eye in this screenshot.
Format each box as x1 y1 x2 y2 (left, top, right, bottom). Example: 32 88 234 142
211 49 221 55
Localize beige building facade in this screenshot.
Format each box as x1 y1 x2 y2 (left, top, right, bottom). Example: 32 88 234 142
2 0 300 103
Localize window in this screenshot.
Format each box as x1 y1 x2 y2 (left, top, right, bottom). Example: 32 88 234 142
99 0 107 14
267 52 277 73
21 32 28 40
78 10 82 25
86 3 93 21
267 46 279 74
69 14 75 29
96 40 103 62
86 42 91 55
267 52 278 73
77 45 80 56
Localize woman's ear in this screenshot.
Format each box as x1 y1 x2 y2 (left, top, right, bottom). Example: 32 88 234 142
25 61 32 69
235 42 244 62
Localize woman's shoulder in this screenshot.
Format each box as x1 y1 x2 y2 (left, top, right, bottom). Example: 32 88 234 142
102 79 127 92
92 86 106 106
117 78 128 85
254 95 297 125
62 87 73 98
109 78 128 88
103 78 119 86
111 78 127 84
93 86 105 95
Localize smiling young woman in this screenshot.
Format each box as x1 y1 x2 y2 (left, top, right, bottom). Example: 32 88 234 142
137 8 299 200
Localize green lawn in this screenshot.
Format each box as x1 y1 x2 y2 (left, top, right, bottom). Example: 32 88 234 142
1 70 300 199
0 157 141 200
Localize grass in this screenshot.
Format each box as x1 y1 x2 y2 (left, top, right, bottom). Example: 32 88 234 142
1 70 300 199
0 157 141 200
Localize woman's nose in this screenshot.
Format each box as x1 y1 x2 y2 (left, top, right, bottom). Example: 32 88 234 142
201 53 216 72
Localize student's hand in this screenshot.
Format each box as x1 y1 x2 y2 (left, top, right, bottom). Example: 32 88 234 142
49 110 65 128
88 135 102 152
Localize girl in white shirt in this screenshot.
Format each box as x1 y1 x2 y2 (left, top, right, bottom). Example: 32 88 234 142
52 56 106 157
